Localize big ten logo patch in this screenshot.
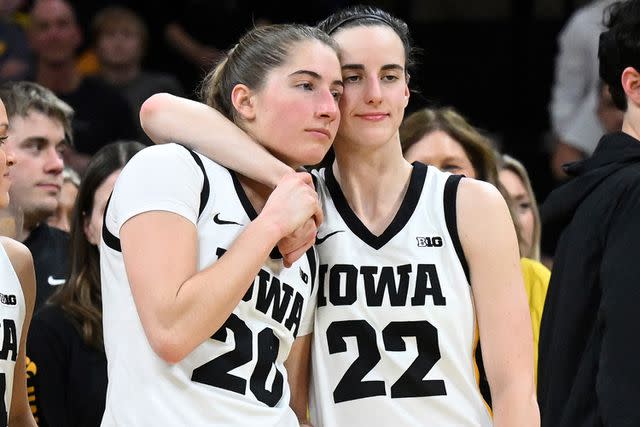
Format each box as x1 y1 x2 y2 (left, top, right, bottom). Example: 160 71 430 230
416 236 443 247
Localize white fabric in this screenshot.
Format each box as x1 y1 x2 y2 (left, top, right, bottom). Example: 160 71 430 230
100 144 317 426
0 243 25 423
549 0 617 154
309 165 492 427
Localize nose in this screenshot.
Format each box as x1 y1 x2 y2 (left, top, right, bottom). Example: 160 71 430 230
44 146 64 174
5 150 15 168
365 76 383 105
317 88 339 122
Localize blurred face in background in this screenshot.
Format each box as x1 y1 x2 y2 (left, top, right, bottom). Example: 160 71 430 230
404 129 476 178
29 0 82 65
499 168 535 257
96 22 144 68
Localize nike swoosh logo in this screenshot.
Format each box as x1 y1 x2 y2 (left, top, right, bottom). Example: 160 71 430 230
47 276 66 286
315 230 345 245
213 213 243 226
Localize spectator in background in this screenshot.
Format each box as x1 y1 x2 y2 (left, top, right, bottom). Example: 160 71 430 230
538 0 640 424
27 0 137 174
0 80 73 310
548 0 617 180
47 166 80 232
93 6 183 145
0 0 32 82
28 141 144 427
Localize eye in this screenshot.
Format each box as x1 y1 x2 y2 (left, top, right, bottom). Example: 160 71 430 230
331 89 343 100
343 75 361 84
297 82 314 91
382 74 400 82
0 136 6 146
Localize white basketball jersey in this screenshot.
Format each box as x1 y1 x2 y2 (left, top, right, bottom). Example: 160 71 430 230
309 163 492 427
100 144 317 426
0 243 25 427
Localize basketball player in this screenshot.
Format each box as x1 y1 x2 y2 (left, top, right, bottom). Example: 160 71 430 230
140 6 539 426
100 24 343 426
0 97 38 426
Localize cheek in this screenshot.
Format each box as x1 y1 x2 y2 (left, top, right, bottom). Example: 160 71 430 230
520 211 535 240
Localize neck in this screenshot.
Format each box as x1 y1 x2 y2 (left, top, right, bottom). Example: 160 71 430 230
100 63 139 86
36 59 81 93
238 174 272 214
622 107 640 141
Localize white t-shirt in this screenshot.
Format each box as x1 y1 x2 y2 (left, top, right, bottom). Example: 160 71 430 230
309 163 492 427
100 144 318 426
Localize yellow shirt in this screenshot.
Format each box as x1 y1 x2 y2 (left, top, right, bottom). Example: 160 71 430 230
520 257 550 384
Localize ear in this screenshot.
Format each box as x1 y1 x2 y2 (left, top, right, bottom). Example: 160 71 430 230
621 66 640 107
230 84 256 121
403 80 410 108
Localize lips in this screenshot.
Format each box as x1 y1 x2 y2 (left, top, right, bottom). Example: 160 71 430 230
37 183 61 192
356 112 389 121
306 128 332 139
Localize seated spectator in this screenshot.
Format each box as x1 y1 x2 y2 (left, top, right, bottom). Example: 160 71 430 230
0 80 73 310
92 6 183 145
0 0 32 82
47 166 80 232
27 0 137 174
27 140 144 427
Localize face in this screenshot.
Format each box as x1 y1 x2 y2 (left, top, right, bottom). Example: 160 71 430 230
0 101 14 209
499 168 535 256
6 110 66 224
243 39 342 168
96 24 143 67
84 170 120 246
29 0 81 65
404 130 477 178
331 25 410 150
47 179 77 231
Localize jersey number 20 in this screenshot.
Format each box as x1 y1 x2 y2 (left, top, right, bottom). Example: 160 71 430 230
327 320 447 403
192 314 283 407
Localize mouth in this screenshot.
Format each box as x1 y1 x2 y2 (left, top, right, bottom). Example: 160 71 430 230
37 183 62 192
305 128 332 139
356 113 389 121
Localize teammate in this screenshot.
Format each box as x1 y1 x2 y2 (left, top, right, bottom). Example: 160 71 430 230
0 95 38 426
100 24 342 426
140 6 539 426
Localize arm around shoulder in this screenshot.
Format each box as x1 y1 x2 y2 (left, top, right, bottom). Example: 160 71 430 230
456 179 540 427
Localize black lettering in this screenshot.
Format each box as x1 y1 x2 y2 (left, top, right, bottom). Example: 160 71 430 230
284 293 304 337
317 264 328 308
361 264 411 307
255 271 294 323
329 264 357 306
0 319 17 361
411 264 446 306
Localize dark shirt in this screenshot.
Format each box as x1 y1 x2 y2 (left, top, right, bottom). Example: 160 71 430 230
539 132 640 427
23 223 69 311
57 76 138 155
27 304 107 427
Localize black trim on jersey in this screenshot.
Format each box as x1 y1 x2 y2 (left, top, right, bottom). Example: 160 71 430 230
184 148 210 217
304 247 317 293
102 194 121 252
324 162 427 250
101 146 211 253
229 170 283 260
443 174 470 284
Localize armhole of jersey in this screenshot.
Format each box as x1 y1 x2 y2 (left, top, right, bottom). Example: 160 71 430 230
101 146 211 253
311 172 318 191
443 174 470 284
304 246 317 293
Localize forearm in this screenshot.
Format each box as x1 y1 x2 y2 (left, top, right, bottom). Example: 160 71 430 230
140 93 293 188
492 384 540 427
142 215 283 363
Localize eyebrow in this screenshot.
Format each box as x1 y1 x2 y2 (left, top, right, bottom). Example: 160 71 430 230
19 136 67 147
288 70 344 88
341 64 405 72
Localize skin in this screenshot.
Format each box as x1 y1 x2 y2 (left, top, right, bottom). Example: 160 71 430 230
0 100 38 426
140 23 540 427
47 179 78 232
5 110 65 240
404 130 477 178
28 0 81 67
499 169 535 258
84 170 120 245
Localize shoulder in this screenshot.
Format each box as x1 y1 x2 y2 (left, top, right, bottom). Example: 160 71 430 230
0 236 34 277
457 177 507 213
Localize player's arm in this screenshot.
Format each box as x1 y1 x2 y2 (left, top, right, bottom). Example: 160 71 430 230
596 187 640 425
140 93 318 267
121 170 321 364
456 179 540 427
285 334 312 425
1 238 38 427
140 93 293 188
